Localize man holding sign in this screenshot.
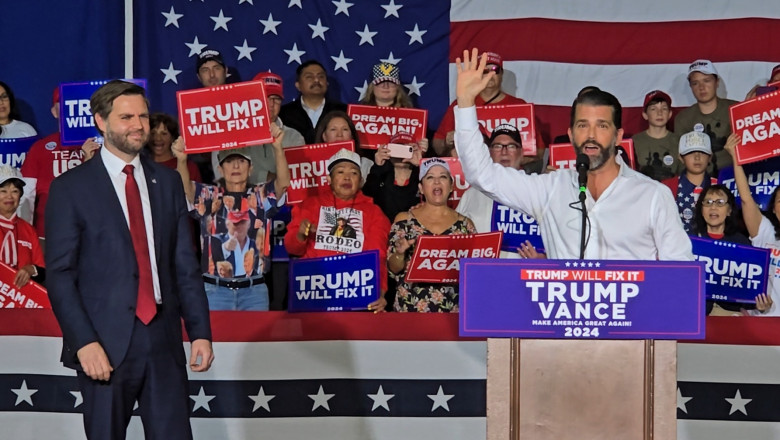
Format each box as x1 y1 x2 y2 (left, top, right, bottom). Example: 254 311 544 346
454 49 692 261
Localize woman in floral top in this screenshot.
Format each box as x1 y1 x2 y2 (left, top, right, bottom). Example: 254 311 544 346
387 158 476 312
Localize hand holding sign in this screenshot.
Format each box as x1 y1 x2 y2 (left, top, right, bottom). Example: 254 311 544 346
297 219 313 242
13 265 35 288
755 293 773 313
270 122 284 149
81 137 101 162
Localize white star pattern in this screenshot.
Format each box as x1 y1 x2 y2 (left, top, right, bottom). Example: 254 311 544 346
588 262 594 267
70 391 83 408
677 387 692 414
354 80 368 100
11 380 37 406
239 0 253 4
428 385 454 411
234 39 257 61
210 9 233 32
309 19 329 40
248 387 275 412
367 385 394 411
288 0 303 8
381 0 403 18
309 385 335 411
564 262 571 267
259 13 281 35
404 23 426 45
380 52 402 65
161 6 184 28
160 62 182 84
332 0 354 16
190 386 216 413
725 389 751 415
284 43 306 65
331 50 353 72
594 262 601 267
355 24 378 46
185 36 207 57
404 76 425 96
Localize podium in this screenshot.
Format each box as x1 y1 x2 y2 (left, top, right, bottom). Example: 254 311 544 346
459 259 706 440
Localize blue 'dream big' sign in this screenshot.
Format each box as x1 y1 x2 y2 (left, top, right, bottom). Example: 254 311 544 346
58 79 147 146
690 237 770 304
490 201 544 253
288 250 380 312
459 259 706 339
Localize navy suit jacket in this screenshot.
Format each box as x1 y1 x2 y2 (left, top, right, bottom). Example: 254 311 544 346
45 153 211 370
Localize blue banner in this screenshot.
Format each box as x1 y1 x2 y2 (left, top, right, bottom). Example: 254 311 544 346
0 137 36 168
271 205 291 263
718 157 780 210
690 237 770 303
288 250 380 312
58 79 147 146
490 201 544 253
459 259 706 339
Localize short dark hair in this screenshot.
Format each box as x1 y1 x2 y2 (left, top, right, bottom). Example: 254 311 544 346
90 80 149 135
0 179 24 197
569 89 623 130
314 111 366 157
149 113 179 139
0 81 21 132
296 60 327 81
693 185 739 236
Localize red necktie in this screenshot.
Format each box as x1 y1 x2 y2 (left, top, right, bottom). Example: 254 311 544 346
122 165 157 324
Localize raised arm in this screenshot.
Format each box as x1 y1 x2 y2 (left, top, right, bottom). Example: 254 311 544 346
270 123 290 198
171 137 196 204
725 134 762 237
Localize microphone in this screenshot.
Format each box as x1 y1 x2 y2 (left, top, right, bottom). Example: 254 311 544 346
575 153 590 198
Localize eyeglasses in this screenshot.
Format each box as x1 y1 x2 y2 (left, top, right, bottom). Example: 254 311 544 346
483 65 502 75
702 199 728 207
489 143 520 151
0 94 9 102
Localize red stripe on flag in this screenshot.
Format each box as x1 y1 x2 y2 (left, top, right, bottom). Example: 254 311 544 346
450 18 778 64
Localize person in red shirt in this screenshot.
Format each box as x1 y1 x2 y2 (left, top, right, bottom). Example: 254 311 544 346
0 166 44 287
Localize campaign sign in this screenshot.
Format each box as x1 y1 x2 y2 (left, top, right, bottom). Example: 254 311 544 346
59 79 147 146
459 259 705 339
270 205 291 262
717 156 780 210
548 140 636 169
491 201 544 253
476 104 537 156
288 250 380 312
0 136 36 168
729 89 780 164
347 105 428 149
690 237 769 304
406 232 502 283
0 262 50 309
284 141 354 204
177 80 272 154
420 157 470 209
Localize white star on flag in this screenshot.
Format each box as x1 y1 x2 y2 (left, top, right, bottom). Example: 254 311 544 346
284 43 306 65
190 386 216 413
427 385 454 411
725 389 751 415
355 24 378 46
380 52 402 65
288 0 302 8
249 387 275 412
161 6 184 28
70 391 83 408
332 0 354 16
259 13 281 35
309 19 329 41
677 387 693 413
404 76 425 96
367 385 394 411
11 380 37 406
594 262 601 267
331 50 353 72
211 9 233 32
234 39 257 61
185 36 207 57
160 62 182 84
309 385 335 411
239 0 253 4
405 23 426 45
354 80 368 101
381 0 403 18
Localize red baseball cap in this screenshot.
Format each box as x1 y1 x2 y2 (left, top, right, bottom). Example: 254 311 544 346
485 52 502 68
253 72 284 99
770 64 780 82
643 90 672 110
227 210 250 224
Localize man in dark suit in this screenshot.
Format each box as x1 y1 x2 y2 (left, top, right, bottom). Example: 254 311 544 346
279 59 347 143
45 80 214 440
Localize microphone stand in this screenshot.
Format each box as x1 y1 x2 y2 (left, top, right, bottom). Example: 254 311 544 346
579 188 587 259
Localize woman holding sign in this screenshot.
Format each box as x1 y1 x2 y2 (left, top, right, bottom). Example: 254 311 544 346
725 135 777 315
388 158 476 312
0 166 44 287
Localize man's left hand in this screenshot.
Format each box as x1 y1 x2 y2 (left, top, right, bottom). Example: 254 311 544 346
190 339 214 372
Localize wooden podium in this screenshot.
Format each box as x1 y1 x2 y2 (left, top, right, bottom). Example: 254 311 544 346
485 338 677 440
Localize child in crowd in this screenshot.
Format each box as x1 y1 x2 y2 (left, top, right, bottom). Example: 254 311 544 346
632 90 681 181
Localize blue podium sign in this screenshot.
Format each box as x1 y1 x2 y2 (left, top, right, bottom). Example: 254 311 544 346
288 250 380 312
690 237 770 303
459 259 705 339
